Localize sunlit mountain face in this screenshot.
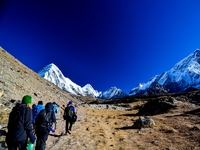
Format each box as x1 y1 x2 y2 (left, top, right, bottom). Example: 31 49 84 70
130 49 200 96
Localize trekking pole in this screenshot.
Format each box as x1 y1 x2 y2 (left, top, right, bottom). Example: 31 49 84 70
50 123 56 135
55 122 57 131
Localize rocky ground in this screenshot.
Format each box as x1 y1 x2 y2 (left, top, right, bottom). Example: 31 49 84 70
1 47 200 150
1 99 200 150
46 100 200 150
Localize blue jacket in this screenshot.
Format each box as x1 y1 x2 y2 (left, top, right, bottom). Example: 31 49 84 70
52 104 58 114
32 104 45 124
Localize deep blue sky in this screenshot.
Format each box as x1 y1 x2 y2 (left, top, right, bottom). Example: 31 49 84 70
1 1 200 94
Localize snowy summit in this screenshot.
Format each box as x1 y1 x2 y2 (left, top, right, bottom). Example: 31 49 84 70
130 49 200 95
38 63 125 99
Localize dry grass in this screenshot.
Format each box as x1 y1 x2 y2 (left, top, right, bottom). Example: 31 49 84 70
43 101 200 150
1 94 200 149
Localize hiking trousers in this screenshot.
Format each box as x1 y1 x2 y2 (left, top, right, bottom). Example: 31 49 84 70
35 128 49 150
6 140 27 150
65 119 73 133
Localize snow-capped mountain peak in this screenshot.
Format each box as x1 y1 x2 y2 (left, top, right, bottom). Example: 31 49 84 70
38 64 125 99
38 49 200 98
130 49 200 95
82 84 101 97
38 63 83 95
99 86 128 99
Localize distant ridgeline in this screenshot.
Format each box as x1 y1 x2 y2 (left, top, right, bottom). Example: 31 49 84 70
38 49 200 98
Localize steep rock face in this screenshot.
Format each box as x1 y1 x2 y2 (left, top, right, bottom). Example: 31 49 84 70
130 83 168 96
145 84 169 96
130 49 200 95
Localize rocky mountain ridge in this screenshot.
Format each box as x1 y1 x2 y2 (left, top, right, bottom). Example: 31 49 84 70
130 49 200 96
38 63 126 99
38 49 200 98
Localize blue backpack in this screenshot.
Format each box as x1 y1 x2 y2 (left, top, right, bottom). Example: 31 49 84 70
52 104 58 114
32 105 44 124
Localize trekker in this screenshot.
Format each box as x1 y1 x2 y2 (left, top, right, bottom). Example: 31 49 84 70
52 102 59 115
32 104 36 109
32 100 45 134
32 100 45 124
6 95 36 150
35 102 56 150
32 104 36 131
64 100 77 135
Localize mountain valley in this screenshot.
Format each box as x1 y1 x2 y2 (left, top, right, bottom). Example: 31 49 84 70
0 47 200 150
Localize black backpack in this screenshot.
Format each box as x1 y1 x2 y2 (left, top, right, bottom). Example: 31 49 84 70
6 103 31 141
36 109 52 128
7 103 26 130
63 106 77 122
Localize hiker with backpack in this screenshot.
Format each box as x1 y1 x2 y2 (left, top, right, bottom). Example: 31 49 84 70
52 102 59 123
52 102 59 115
35 102 57 150
32 103 36 109
32 101 45 123
6 95 36 150
63 100 77 135
32 101 45 128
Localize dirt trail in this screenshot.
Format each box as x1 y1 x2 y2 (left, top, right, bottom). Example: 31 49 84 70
45 106 89 150
45 105 127 150
43 102 200 150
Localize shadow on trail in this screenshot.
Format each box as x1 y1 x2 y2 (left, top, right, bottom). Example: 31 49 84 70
165 108 200 118
49 133 63 137
119 114 138 117
116 125 139 130
185 108 200 116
